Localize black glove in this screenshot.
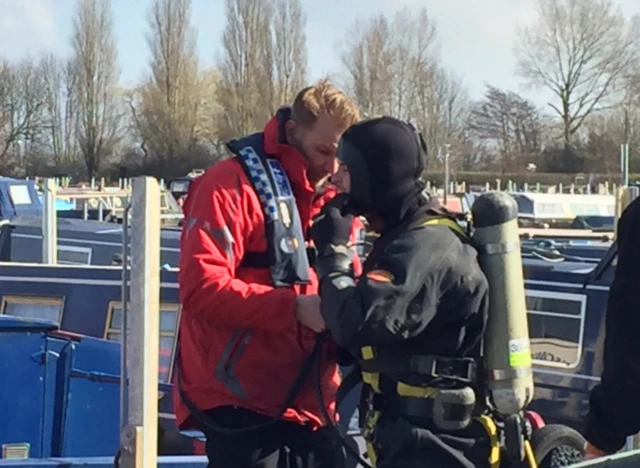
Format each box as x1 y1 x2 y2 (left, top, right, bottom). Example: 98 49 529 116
310 194 354 256
310 195 354 279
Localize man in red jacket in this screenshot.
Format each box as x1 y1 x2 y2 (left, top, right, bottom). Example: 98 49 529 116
175 79 362 468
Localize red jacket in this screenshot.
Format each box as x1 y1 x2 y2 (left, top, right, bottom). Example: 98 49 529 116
174 114 363 430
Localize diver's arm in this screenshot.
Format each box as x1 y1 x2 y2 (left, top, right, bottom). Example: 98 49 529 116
316 236 440 349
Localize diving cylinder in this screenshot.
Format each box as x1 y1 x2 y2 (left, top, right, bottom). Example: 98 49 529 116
471 192 534 415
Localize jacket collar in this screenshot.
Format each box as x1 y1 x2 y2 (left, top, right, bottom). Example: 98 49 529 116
263 107 313 195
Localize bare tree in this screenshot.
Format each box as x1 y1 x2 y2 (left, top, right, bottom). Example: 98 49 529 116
515 0 640 149
629 71 640 101
582 113 635 173
132 0 214 172
388 8 439 119
272 0 307 105
217 0 307 140
469 85 544 173
339 7 442 123
339 8 470 170
0 59 47 170
340 14 394 116
413 67 469 165
40 55 78 168
254 1 276 120
72 0 121 178
217 0 273 140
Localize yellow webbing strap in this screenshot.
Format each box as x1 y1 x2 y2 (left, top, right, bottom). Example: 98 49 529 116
362 410 381 467
361 346 381 393
396 382 438 398
477 415 501 468
422 217 468 239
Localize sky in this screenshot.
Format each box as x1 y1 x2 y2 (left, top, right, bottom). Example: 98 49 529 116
1 0 639 108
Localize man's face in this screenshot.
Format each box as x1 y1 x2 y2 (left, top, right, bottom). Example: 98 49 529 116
289 114 344 184
330 162 351 193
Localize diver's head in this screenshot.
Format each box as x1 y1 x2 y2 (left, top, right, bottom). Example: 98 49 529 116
331 116 427 232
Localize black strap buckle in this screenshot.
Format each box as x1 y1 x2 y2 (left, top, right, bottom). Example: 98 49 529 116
418 356 477 384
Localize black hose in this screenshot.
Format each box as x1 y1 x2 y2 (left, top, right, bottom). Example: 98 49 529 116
313 344 374 468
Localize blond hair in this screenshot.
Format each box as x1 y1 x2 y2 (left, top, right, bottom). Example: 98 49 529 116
291 78 361 130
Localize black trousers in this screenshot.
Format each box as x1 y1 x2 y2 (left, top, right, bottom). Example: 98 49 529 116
370 412 492 468
200 406 347 468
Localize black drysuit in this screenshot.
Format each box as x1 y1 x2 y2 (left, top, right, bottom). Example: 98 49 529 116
584 195 640 453
317 201 493 468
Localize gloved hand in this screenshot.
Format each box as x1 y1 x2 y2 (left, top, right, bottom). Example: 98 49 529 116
310 194 354 256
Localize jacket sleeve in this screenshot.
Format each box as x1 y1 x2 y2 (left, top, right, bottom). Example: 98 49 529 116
317 236 441 349
179 166 297 332
584 198 640 453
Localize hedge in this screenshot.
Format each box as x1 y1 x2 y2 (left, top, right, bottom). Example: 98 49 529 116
422 172 637 187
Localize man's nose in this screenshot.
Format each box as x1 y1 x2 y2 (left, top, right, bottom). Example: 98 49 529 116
327 158 339 175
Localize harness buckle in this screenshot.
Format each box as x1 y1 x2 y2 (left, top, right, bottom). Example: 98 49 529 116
426 356 477 384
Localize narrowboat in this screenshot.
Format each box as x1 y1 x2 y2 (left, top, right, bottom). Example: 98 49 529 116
511 192 616 229
0 182 632 466
0 234 615 459
0 177 181 267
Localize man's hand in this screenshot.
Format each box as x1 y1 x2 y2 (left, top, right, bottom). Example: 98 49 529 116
295 295 325 333
583 442 607 461
310 194 354 255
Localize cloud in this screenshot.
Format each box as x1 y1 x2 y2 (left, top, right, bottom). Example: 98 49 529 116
0 0 57 61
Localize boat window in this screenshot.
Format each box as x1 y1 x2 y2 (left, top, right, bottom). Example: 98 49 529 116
537 203 564 216
525 290 586 369
105 301 181 383
0 295 64 324
514 196 534 215
170 180 190 193
8 184 32 205
57 245 92 265
570 203 601 217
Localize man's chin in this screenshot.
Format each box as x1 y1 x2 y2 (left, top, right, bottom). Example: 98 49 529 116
313 174 332 192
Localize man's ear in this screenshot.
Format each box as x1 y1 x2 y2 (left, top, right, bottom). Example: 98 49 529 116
284 119 297 144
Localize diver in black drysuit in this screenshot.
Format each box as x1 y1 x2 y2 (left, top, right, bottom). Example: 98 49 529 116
583 195 640 458
309 116 493 468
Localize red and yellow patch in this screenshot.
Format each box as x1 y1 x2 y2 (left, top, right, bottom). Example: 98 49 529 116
366 269 395 283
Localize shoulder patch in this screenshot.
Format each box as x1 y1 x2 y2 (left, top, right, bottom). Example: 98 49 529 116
366 269 395 283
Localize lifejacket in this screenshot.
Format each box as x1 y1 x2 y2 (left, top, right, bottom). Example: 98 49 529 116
226 133 311 287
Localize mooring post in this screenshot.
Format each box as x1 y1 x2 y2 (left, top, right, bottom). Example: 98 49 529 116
42 178 57 264
118 176 161 468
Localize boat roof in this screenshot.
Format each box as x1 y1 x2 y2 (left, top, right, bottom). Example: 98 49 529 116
519 227 614 240
12 214 181 240
512 192 615 202
0 314 58 331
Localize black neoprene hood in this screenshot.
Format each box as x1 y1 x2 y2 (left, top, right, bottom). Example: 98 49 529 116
337 116 426 217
